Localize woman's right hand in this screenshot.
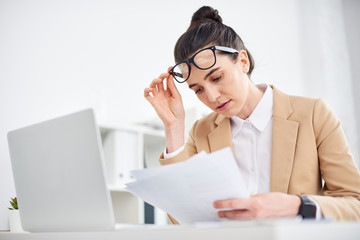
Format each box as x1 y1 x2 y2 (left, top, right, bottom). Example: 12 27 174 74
144 67 185 152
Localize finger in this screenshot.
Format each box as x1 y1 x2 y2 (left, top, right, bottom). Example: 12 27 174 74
157 73 170 89
218 209 255 219
144 88 155 99
166 66 177 94
166 74 181 97
159 74 169 92
150 79 163 94
158 80 165 92
149 79 159 89
213 198 251 209
150 73 169 91
159 72 170 79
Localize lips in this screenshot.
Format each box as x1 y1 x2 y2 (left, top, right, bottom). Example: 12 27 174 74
216 100 231 111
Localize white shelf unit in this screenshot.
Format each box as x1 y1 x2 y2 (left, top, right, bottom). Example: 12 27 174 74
99 124 168 225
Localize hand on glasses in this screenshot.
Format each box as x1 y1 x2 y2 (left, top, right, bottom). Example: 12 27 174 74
144 67 186 153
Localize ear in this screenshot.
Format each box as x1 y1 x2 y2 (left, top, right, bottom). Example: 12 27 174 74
237 50 250 74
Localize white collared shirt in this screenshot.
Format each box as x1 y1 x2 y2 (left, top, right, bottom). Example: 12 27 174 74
230 84 273 195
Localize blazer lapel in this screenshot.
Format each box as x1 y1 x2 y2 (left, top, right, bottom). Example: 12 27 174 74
270 87 299 193
208 114 233 152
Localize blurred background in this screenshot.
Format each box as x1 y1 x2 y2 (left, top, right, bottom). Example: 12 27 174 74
0 0 359 229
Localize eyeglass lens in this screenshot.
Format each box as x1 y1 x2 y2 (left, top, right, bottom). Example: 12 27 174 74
172 48 216 83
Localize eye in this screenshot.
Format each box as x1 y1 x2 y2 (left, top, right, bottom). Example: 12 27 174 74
212 75 222 82
195 87 203 94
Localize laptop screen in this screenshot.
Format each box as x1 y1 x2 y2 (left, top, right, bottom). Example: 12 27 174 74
7 109 115 232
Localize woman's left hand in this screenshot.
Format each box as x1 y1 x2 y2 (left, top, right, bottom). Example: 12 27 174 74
213 192 301 219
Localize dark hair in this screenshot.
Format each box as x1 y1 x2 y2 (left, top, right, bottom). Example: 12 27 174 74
174 6 255 76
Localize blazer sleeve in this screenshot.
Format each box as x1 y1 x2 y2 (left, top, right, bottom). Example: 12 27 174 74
309 99 360 220
158 121 200 224
159 120 199 166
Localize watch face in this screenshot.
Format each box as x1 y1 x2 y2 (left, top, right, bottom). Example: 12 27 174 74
299 196 316 218
302 203 316 218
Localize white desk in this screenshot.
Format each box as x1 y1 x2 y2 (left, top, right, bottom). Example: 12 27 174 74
1 220 359 240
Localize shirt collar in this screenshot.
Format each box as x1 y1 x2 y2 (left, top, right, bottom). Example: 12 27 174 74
230 84 273 136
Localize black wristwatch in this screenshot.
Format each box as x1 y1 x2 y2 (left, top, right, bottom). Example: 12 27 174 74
298 196 316 219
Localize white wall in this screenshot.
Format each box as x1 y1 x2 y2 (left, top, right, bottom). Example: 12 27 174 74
343 0 360 161
0 0 357 229
296 0 359 164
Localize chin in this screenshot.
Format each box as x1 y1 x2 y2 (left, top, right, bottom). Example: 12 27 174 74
224 113 236 118
215 109 235 118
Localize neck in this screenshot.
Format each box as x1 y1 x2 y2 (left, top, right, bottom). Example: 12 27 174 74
236 83 264 119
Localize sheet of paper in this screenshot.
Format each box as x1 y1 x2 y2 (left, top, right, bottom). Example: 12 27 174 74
125 147 249 224
130 151 207 181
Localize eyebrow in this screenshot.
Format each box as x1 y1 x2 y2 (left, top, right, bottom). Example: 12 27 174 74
204 67 220 80
189 83 197 89
188 67 221 89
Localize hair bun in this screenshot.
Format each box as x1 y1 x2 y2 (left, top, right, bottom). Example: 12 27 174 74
191 6 223 25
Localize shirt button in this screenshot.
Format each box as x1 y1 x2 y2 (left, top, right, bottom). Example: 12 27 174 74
251 167 255 172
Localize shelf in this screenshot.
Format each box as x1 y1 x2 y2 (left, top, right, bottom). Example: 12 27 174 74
107 184 129 192
99 124 167 225
99 124 165 137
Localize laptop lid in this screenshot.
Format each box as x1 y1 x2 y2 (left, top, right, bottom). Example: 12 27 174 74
7 109 115 232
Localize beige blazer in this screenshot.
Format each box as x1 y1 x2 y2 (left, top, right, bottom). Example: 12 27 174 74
159 86 360 221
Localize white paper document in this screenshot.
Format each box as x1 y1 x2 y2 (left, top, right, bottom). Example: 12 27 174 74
125 147 249 224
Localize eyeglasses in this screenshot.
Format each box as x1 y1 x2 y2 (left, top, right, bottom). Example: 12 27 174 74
169 45 239 83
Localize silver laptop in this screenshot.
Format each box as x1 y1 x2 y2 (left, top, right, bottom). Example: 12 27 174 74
7 109 117 232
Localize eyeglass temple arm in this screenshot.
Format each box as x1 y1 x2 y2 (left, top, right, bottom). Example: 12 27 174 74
214 46 239 54
170 71 183 78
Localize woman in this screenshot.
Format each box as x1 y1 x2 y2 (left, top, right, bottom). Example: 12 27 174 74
144 6 360 222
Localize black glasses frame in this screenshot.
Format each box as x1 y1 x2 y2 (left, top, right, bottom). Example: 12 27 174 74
169 45 239 83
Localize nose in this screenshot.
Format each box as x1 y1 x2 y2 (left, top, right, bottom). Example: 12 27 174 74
206 85 220 102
